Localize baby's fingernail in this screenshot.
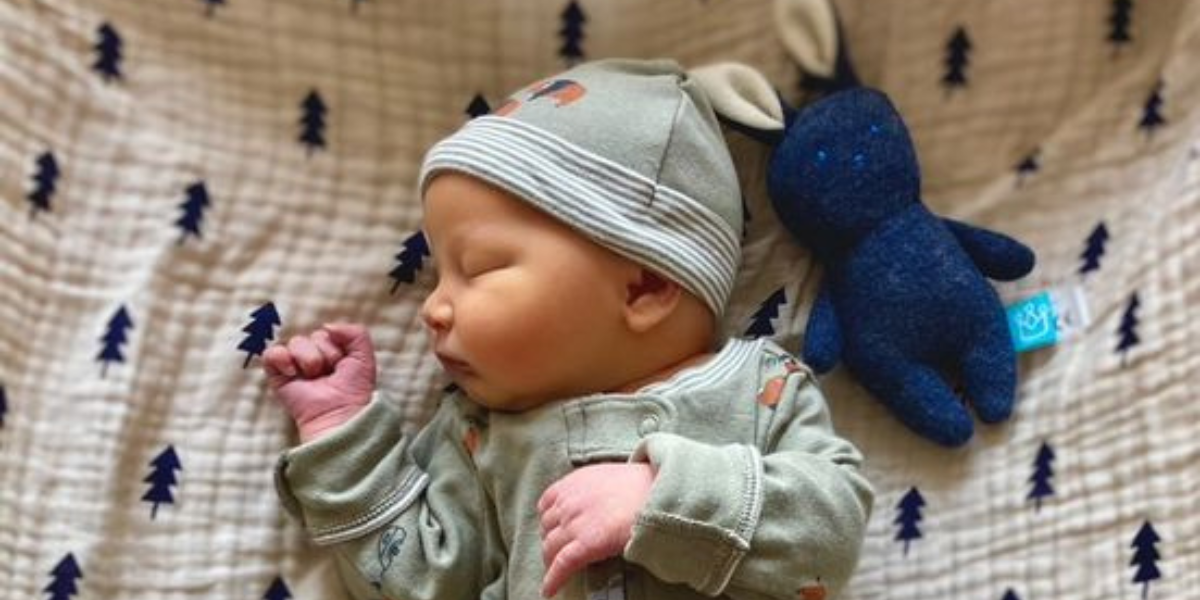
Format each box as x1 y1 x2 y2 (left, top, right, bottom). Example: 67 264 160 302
281 363 297 377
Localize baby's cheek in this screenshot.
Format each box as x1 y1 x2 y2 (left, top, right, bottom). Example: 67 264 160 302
463 303 550 367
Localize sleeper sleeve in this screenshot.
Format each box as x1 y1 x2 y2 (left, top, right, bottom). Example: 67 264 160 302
275 393 501 600
623 373 873 599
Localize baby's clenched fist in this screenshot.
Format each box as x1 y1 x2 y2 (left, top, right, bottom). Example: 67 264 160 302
262 323 378 443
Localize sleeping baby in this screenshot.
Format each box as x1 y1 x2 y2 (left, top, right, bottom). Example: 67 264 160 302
263 58 872 600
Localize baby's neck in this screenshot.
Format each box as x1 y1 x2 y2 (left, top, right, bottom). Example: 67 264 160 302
611 350 715 394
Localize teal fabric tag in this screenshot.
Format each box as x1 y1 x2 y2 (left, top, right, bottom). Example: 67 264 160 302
1007 291 1059 352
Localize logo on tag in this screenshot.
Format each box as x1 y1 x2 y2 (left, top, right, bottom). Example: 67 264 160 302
1005 285 1091 353
1008 292 1058 351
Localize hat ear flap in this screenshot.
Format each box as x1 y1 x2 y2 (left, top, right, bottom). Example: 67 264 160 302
689 62 786 145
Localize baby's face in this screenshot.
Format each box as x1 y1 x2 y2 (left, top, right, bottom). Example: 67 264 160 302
421 173 637 411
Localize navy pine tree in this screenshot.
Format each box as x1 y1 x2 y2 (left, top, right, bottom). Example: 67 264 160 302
1116 292 1141 366
202 0 225 17
942 26 971 95
175 181 211 245
27 151 60 219
93 22 123 82
390 230 430 293
0 383 7 429
97 305 134 378
559 1 586 65
1027 440 1055 511
1130 521 1162 599
1079 221 1110 276
1014 148 1039 187
142 445 182 519
1001 590 1021 600
263 576 293 600
894 486 925 556
1108 0 1133 54
239 302 281 368
299 90 328 155
44 553 83 600
466 93 491 119
1139 81 1166 137
745 288 786 338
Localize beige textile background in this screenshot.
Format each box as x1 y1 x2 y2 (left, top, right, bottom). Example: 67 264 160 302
1 0 1198 598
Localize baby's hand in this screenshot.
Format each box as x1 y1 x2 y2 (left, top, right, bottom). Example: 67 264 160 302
262 323 377 443
537 462 655 598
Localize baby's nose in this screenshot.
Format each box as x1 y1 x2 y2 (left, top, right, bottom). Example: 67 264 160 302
421 295 453 332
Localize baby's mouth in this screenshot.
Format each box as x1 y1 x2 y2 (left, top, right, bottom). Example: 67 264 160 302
436 352 473 375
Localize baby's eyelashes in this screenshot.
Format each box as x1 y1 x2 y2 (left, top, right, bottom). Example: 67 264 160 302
460 253 511 278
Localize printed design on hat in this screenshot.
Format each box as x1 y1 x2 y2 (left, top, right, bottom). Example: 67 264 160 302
493 78 587 116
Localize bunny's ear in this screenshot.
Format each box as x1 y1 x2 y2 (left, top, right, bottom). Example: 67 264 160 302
689 62 786 144
775 0 839 80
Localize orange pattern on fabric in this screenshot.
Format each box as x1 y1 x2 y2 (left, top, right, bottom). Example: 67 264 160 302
757 358 804 407
463 426 480 456
797 581 826 600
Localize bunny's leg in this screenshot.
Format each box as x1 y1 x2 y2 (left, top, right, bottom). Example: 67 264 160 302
865 357 975 447
959 318 1018 424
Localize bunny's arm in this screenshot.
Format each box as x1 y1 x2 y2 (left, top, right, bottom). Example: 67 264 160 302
802 282 843 374
942 218 1036 281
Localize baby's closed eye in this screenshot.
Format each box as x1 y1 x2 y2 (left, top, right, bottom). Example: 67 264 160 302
461 250 512 278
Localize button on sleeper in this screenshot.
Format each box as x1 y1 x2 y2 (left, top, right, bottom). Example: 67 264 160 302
638 415 659 436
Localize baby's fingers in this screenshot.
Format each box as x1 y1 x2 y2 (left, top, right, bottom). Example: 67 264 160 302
262 345 298 388
311 329 346 365
542 540 588 598
287 336 330 378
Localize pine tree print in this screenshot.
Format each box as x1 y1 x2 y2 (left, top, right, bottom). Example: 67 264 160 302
239 302 281 368
1116 292 1141 365
1139 81 1166 137
175 181 211 244
1014 148 1039 187
93 22 123 82
390 231 430 293
0 383 7 429
745 288 786 338
142 445 182 519
1108 0 1133 53
299 90 328 155
894 487 925 555
27 151 59 219
942 26 971 94
263 576 293 600
97 305 134 378
1130 521 1162 599
466 93 490 119
1079 221 1110 276
44 553 83 600
559 1 586 65
202 0 225 17
1027 441 1055 511
1001 589 1021 600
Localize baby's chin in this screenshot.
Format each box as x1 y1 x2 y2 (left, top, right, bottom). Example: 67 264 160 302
455 378 563 413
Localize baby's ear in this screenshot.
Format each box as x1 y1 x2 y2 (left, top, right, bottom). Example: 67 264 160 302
689 62 786 144
624 268 682 334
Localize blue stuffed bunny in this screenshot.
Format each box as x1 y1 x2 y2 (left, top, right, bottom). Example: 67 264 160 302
767 88 1036 446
